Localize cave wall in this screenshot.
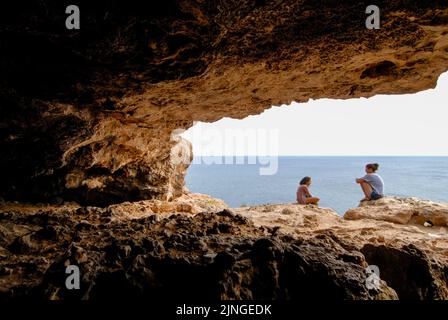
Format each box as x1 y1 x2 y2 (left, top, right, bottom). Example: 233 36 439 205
1 1 448 205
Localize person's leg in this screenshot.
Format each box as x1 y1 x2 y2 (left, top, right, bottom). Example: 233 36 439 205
360 182 373 199
306 197 320 205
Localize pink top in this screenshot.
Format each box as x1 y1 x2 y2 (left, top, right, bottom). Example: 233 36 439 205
296 185 311 204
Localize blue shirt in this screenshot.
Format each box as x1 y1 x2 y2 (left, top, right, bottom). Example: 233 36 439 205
362 173 384 195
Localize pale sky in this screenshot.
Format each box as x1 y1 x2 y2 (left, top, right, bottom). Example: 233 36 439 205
182 71 448 156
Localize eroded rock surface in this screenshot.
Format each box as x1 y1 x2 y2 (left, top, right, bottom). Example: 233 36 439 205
234 197 448 299
1 1 448 204
1 196 447 300
345 196 448 226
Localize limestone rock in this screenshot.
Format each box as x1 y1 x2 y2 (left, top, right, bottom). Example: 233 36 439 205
1 196 447 300
0 199 393 300
234 198 448 299
1 2 448 204
344 197 448 227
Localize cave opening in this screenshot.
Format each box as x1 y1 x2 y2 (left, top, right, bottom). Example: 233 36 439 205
183 72 448 214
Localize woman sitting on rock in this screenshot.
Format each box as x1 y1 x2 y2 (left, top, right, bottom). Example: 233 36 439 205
356 163 385 202
296 176 320 205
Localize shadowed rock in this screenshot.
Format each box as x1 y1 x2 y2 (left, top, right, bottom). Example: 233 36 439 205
1 195 447 300
1 1 448 204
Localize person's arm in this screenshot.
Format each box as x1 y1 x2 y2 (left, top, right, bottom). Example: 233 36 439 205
356 175 370 184
304 186 312 197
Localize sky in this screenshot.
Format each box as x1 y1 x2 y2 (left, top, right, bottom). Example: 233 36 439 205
182 71 448 156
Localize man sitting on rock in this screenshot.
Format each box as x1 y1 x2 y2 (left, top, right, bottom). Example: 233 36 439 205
356 163 385 202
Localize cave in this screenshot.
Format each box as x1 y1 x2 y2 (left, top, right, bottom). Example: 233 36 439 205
2 0 448 206
1 0 448 304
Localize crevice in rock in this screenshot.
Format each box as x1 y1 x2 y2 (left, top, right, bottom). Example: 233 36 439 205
361 243 448 300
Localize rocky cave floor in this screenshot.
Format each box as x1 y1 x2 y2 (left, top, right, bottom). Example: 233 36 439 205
1 0 448 303
0 194 447 300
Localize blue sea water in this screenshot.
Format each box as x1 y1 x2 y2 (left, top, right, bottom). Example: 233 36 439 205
185 156 448 215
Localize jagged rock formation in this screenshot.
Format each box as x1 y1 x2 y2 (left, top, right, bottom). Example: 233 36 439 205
0 194 448 301
345 196 448 226
1 1 448 302
1 1 448 204
234 197 448 299
0 195 447 300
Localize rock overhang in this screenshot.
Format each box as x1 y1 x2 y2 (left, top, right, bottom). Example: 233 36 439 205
1 1 448 204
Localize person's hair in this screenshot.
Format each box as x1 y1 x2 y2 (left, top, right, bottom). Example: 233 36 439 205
300 176 311 185
366 163 380 172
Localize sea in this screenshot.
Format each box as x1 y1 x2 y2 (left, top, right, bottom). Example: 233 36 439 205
185 156 448 215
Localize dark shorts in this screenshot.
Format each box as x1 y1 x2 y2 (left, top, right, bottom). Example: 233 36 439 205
371 190 383 200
